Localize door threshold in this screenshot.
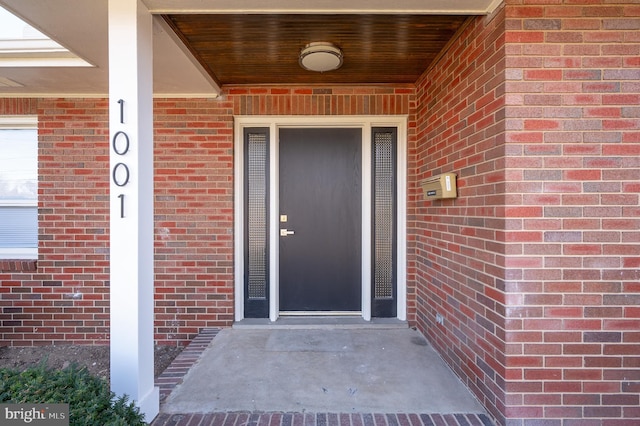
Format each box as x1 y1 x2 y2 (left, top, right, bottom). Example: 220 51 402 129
234 317 408 330
279 311 362 317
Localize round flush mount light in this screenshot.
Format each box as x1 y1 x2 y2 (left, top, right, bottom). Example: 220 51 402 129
299 42 343 72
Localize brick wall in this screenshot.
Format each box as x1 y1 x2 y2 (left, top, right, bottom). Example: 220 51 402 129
413 6 509 424
503 1 640 424
1 99 111 345
1 87 415 346
152 97 236 343
414 1 640 425
0 99 37 115
227 86 414 116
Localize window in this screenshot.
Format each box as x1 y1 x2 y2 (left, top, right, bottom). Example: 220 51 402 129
0 117 37 259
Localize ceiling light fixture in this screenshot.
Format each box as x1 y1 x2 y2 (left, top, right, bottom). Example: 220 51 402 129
299 42 343 72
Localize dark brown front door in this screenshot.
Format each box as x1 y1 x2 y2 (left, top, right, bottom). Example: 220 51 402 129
278 128 362 312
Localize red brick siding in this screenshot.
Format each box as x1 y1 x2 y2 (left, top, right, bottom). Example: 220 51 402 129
0 260 37 272
1 87 415 347
503 1 640 424
153 98 236 343
413 6 508 425
1 98 111 345
414 1 640 425
0 98 37 116
227 86 414 116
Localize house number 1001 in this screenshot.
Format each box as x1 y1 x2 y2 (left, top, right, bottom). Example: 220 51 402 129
112 99 129 218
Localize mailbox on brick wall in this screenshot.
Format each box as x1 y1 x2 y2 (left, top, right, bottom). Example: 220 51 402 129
420 172 457 200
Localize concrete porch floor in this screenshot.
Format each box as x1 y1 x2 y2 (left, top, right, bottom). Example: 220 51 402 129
151 321 494 425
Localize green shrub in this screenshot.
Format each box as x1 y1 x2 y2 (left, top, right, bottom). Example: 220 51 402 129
0 364 146 425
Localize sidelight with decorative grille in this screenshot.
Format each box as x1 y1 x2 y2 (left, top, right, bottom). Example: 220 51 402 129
244 129 269 317
372 128 397 317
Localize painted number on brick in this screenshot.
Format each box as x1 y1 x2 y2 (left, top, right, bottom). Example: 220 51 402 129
112 99 129 218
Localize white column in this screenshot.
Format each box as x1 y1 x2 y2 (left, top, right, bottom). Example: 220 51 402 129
108 0 158 421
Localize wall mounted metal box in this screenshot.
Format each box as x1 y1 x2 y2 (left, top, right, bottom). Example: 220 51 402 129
420 172 457 200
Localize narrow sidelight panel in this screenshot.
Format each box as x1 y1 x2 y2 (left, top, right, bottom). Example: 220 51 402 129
372 127 397 317
244 128 269 317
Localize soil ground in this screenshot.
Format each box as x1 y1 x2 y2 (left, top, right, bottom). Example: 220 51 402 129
0 344 183 380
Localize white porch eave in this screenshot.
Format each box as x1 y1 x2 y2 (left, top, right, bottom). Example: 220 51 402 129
0 0 221 97
144 0 503 15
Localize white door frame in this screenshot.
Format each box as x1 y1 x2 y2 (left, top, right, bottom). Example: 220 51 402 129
234 115 407 322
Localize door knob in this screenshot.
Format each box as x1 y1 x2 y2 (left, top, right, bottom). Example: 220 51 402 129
280 229 295 237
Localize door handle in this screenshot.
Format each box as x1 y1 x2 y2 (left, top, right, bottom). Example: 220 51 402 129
280 229 295 237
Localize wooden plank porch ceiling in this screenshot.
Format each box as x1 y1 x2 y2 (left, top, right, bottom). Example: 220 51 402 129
162 14 469 87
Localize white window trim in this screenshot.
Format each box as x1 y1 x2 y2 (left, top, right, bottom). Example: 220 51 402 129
0 115 38 259
0 115 37 128
0 199 36 206
0 248 36 259
234 115 407 323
